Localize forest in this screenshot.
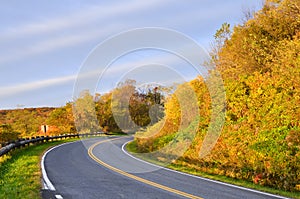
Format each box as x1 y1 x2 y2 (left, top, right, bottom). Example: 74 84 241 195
0 80 164 141
0 0 299 192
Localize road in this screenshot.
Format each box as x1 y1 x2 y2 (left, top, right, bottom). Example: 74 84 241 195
42 136 288 199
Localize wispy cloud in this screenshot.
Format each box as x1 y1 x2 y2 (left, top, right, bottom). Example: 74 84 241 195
0 0 167 41
0 0 236 65
0 74 77 99
0 23 121 64
0 0 172 64
0 45 200 99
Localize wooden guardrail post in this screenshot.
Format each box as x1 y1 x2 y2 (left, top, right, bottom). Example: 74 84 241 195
31 137 36 144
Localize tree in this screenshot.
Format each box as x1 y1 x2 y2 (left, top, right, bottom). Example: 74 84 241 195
96 92 121 133
46 103 75 135
73 90 100 133
5 109 45 137
95 80 165 133
0 124 20 142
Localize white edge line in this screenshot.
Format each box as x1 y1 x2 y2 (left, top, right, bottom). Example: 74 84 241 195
55 194 64 199
121 140 290 199
41 141 78 191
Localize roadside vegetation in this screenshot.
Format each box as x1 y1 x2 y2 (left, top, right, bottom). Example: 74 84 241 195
127 141 300 199
131 0 300 195
0 139 79 199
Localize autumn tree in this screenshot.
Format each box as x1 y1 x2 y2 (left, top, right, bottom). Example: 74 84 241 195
0 124 20 142
96 92 121 133
95 79 165 133
46 103 75 135
73 90 100 133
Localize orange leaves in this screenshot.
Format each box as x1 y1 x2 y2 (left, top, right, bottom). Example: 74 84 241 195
253 173 263 184
286 129 300 148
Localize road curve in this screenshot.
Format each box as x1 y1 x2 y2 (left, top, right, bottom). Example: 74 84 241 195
42 136 288 199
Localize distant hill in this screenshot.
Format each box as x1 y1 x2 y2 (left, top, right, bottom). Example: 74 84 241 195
0 107 56 138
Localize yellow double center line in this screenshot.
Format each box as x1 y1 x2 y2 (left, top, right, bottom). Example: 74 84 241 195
88 138 203 199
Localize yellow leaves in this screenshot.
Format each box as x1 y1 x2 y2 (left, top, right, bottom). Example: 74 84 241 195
133 0 300 191
217 0 300 80
257 87 263 95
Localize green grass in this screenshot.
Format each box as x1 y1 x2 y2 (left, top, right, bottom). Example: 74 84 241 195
0 138 80 199
126 139 139 153
126 140 300 199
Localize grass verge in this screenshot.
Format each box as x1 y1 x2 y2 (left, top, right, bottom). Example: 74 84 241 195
0 138 80 199
126 140 300 199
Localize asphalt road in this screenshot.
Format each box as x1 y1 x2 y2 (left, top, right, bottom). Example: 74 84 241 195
42 136 288 199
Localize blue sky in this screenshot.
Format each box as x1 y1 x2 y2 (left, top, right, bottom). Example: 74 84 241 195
0 0 263 109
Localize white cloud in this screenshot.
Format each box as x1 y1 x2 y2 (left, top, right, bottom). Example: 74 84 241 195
0 0 173 64
0 0 167 41
0 74 77 98
0 23 121 64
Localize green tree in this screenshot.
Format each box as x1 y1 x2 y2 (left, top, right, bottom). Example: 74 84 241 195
73 90 100 133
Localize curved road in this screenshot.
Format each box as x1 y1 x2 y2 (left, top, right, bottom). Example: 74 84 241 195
42 136 288 199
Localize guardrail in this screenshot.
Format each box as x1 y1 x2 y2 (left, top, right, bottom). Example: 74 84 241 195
0 132 104 157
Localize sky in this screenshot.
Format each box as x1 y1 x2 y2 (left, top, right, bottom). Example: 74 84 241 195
0 0 263 110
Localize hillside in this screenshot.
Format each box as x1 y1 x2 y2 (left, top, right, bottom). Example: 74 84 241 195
133 0 300 192
0 107 56 141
